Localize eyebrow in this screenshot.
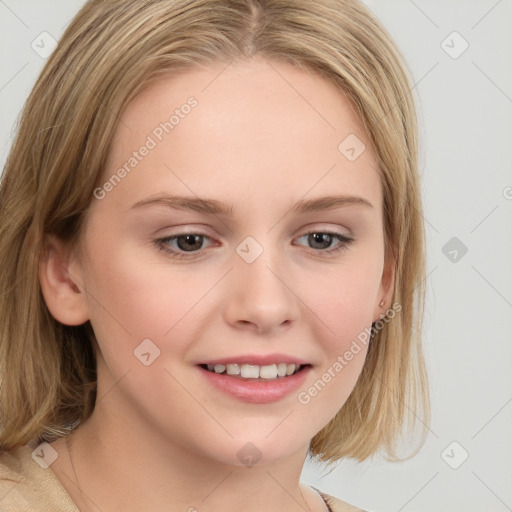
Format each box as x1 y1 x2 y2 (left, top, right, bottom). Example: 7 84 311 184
129 193 373 215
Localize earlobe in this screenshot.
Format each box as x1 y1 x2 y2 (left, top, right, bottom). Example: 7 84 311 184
374 246 397 320
38 235 89 326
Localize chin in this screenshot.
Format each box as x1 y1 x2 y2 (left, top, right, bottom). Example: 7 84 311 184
199 433 308 469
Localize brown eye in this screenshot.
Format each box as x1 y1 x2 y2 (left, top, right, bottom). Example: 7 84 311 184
154 232 214 259
175 234 205 252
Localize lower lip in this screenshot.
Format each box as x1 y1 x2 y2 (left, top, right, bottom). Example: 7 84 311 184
197 366 311 404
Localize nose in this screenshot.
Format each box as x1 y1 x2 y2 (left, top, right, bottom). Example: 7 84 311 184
223 247 300 335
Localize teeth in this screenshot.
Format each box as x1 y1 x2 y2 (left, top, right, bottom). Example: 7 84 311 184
259 364 277 379
277 363 287 377
226 363 241 375
240 364 259 378
205 362 301 379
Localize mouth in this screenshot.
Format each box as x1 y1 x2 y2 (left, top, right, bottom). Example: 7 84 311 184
195 354 313 403
198 362 311 381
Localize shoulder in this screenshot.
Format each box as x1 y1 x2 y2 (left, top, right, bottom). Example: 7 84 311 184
318 489 368 512
0 443 78 512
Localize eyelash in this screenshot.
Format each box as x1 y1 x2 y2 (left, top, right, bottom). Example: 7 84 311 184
153 231 354 260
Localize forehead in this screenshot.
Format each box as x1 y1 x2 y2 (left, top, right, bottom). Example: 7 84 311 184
100 56 381 214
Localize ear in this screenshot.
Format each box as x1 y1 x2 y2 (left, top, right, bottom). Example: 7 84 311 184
373 244 397 322
39 234 90 326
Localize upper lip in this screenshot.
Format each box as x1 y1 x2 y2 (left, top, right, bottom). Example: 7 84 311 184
197 354 311 366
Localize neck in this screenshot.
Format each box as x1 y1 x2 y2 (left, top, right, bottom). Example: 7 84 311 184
51 398 318 512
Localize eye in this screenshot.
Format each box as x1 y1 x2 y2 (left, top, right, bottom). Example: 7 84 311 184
154 232 214 259
295 232 354 254
154 230 354 260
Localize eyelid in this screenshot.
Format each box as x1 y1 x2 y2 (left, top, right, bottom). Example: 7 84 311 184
159 229 217 248
156 225 351 244
294 231 354 253
296 224 352 238
154 226 354 260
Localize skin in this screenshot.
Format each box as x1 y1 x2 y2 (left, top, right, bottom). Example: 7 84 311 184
40 56 394 512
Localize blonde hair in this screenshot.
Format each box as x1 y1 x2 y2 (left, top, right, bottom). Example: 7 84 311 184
0 0 429 463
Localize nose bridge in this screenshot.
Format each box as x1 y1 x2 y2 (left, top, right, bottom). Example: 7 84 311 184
240 249 284 297
225 236 300 332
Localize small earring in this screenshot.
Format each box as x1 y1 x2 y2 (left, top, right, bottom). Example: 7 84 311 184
378 300 385 308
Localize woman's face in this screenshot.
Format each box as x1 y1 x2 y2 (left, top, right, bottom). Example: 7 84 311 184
70 57 392 466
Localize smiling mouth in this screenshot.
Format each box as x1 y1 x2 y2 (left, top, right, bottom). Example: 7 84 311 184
199 363 310 380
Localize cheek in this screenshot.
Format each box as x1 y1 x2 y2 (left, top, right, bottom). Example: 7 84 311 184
83 231 206 329
81 247 208 423
293 255 381 413
304 256 383 341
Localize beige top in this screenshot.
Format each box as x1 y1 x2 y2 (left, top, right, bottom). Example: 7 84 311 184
0 445 365 512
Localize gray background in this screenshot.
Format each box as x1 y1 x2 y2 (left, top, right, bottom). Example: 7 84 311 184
1 1 511 511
